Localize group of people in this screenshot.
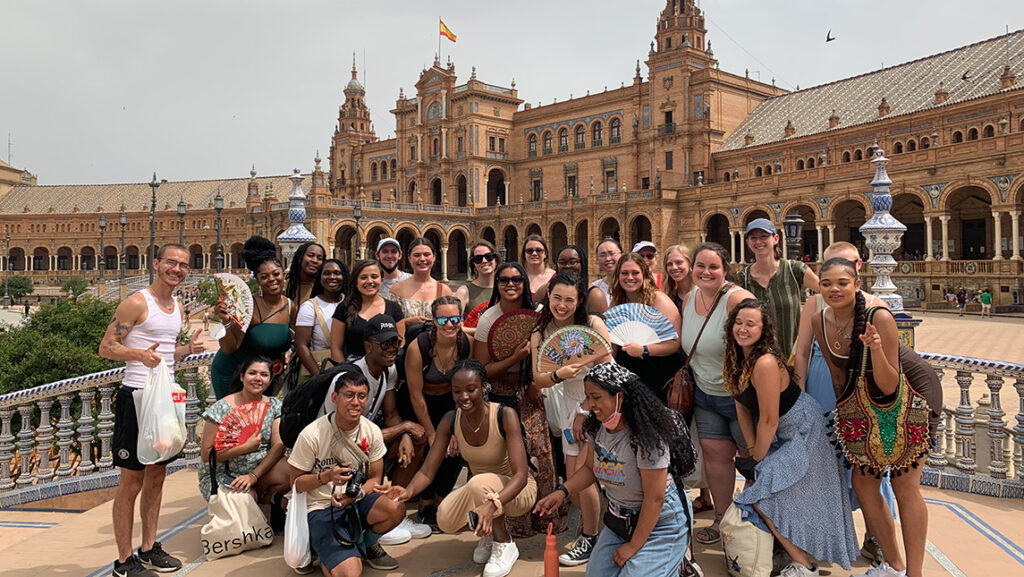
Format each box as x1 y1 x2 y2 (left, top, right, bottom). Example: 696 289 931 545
101 218 939 577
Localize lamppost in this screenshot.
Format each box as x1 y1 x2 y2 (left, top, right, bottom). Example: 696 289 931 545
3 231 10 309
214 190 224 272
98 215 107 282
148 172 167 282
353 205 363 261
783 211 805 261
177 197 187 245
119 208 127 283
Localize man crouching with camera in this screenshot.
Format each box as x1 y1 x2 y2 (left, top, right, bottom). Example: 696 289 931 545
289 369 406 576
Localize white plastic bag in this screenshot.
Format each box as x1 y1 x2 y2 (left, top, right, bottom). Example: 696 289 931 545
684 415 708 489
283 485 311 569
133 361 186 465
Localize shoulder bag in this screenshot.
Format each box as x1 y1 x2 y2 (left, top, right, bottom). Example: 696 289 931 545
664 283 732 417
199 448 274 559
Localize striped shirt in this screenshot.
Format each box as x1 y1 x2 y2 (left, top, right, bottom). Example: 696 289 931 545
737 258 808 360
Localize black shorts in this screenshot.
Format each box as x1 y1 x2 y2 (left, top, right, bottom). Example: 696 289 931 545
113 386 179 471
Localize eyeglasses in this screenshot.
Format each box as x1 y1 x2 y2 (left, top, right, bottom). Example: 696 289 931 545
497 275 525 285
434 315 462 326
597 251 621 260
470 252 496 265
556 259 581 267
524 247 545 255
374 338 401 350
160 259 191 271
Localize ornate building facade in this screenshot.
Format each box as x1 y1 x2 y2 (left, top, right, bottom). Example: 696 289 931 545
1 0 1022 307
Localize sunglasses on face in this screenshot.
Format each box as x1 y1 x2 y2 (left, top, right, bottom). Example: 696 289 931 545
434 315 462 326
497 275 525 285
524 248 545 255
470 252 496 265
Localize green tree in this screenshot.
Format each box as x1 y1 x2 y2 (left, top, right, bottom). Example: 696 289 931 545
4 275 34 301
61 276 89 302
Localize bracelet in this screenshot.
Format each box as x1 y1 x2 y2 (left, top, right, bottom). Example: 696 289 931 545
402 431 413 440
555 484 570 498
551 370 563 384
316 470 324 485
249 472 259 482
484 492 503 516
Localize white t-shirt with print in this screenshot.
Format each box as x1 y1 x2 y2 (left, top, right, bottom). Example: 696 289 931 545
318 357 396 420
296 296 341 351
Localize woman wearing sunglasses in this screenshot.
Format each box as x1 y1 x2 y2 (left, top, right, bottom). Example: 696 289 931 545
456 241 501 338
522 235 556 297
404 295 474 530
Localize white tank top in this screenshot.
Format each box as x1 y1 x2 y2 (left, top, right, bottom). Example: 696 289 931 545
122 288 182 388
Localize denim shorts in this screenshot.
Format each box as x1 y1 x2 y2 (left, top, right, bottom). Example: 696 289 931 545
307 494 383 571
693 388 746 446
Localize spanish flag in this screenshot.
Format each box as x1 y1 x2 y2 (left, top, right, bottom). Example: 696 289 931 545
440 19 457 42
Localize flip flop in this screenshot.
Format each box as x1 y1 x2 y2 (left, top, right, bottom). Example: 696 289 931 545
691 496 714 514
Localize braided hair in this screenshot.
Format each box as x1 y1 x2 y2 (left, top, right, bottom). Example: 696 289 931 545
241 236 281 274
451 358 491 399
819 257 868 392
310 258 348 299
285 241 326 300
427 295 470 360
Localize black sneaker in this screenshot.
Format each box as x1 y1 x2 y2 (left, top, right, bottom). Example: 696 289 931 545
416 506 441 534
558 533 596 566
363 542 399 571
137 542 182 573
111 555 157 577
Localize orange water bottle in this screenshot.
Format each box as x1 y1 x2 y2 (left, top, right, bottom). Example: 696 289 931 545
544 522 560 576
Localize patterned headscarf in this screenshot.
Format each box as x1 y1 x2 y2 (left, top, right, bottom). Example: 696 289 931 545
585 362 636 391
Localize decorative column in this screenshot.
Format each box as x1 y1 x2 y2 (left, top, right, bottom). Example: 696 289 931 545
728 231 737 264
954 370 977 474
277 169 318 268
815 225 824 261
992 211 1004 260
985 375 1008 479
924 216 935 260
440 244 449 282
939 215 951 260
827 225 836 252
738 230 746 263
1011 211 1021 260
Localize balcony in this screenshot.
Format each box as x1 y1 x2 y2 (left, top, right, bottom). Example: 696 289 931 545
592 138 603 147
657 122 676 136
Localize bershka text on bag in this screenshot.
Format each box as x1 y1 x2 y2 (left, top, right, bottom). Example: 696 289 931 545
202 524 275 557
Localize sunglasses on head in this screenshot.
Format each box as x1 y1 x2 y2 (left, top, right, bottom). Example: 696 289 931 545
524 247 545 255
470 252 496 265
497 275 525 285
434 315 462 326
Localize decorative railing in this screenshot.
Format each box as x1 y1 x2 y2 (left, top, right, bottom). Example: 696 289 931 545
0 353 214 505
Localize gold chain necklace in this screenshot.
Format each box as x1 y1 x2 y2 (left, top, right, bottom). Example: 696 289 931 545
828 308 854 350
464 410 486 433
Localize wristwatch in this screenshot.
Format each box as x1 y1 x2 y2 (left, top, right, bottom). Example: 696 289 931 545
642 345 650 358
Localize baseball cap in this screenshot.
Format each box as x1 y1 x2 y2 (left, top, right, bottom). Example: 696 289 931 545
631 241 657 253
364 314 400 342
376 238 401 252
745 218 777 235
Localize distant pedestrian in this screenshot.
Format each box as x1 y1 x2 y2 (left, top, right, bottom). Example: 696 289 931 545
203 310 210 332
956 289 967 316
23 302 30 317
979 288 992 318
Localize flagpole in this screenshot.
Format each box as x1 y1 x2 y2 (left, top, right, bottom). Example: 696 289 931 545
438 17 442 63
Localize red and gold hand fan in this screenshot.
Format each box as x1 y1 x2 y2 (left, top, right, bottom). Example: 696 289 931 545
214 401 269 451
486 308 540 361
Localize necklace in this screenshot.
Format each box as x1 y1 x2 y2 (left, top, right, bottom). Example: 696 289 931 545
696 288 717 314
464 410 486 433
828 308 854 349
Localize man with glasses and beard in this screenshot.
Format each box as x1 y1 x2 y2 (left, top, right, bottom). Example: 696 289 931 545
375 238 411 299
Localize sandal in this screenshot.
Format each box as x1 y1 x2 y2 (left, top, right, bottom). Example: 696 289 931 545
694 521 721 545
691 496 714 514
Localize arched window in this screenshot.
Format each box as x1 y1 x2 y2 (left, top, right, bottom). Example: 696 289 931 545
724 172 731 182
592 122 604 145
380 161 387 180
854 149 863 161
575 125 585 149
610 118 621 143
983 125 995 138
807 157 816 169
558 128 568 152
920 137 930 149
432 138 439 156
755 166 763 177
907 139 917 152
967 128 979 141
952 130 963 143
765 164 773 176
893 142 903 154
390 159 396 175
796 159 805 170
371 163 378 181
543 131 552 154
842 151 851 163
528 134 538 156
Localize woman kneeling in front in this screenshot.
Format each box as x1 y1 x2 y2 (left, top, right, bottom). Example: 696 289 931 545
535 362 693 577
394 359 536 577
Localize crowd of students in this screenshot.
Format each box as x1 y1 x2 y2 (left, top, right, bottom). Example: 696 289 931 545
101 222 939 577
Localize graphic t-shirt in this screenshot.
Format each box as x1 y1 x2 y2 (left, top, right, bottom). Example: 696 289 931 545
589 426 670 510
287 414 386 513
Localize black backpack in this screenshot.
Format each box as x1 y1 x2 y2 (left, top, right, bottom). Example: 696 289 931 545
280 361 360 449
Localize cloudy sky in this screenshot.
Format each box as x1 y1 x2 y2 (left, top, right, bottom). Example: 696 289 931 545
3 0 1022 185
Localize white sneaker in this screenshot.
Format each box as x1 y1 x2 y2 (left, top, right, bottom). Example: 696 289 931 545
377 525 411 546
397 515 432 539
852 563 907 577
482 539 519 577
779 561 819 577
473 535 494 564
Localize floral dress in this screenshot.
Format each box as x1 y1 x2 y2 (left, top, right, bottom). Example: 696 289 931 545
198 396 282 500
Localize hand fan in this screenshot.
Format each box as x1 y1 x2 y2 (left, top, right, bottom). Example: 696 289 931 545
214 401 269 451
209 273 254 340
463 302 490 329
603 303 676 346
486 308 541 361
537 325 612 373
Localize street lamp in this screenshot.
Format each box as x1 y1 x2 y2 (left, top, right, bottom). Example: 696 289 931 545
353 205 363 261
783 211 806 261
98 215 107 282
148 172 167 283
214 190 224 272
119 208 127 283
3 231 10 309
177 197 187 245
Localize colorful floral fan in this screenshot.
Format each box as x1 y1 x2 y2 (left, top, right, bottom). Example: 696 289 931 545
487 308 541 361
537 325 612 373
209 273 254 340
603 303 676 346
214 401 269 451
463 302 490 329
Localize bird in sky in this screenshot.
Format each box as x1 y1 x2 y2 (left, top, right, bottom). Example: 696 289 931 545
826 30 835 42
962 70 972 81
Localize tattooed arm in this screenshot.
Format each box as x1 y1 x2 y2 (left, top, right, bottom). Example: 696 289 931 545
98 292 162 367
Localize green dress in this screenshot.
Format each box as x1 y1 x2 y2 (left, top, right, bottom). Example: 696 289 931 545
210 323 292 399
198 396 282 500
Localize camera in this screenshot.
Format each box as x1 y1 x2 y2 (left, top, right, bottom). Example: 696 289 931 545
344 463 368 499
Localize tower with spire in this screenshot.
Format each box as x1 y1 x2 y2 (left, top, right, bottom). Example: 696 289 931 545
329 55 377 198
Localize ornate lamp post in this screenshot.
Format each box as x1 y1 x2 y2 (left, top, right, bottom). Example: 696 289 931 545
783 211 805 261
119 208 127 283
353 205 363 261
98 215 107 281
148 172 167 283
214 190 224 271
177 197 187 245
3 231 10 309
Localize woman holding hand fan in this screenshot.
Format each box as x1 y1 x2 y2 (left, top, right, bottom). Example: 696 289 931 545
199 356 288 505
530 271 611 567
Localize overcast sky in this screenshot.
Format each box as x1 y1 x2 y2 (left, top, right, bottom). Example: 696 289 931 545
3 0 1022 185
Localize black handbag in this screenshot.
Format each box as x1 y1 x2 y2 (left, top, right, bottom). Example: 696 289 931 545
602 509 639 541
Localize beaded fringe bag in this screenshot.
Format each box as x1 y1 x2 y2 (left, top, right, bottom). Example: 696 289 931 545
831 308 931 478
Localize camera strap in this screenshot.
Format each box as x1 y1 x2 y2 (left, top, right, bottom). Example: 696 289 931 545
329 416 371 469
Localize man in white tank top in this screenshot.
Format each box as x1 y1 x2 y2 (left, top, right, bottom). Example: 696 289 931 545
98 244 205 577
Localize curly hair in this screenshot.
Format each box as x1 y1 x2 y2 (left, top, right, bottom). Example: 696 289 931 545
722 298 792 395
661 244 692 298
427 295 469 360
581 363 695 489
310 258 348 299
820 257 868 393
609 252 658 306
285 241 326 301
533 271 588 336
241 236 281 274
487 262 535 309
342 260 381 325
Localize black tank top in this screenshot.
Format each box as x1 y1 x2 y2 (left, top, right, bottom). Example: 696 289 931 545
735 378 801 420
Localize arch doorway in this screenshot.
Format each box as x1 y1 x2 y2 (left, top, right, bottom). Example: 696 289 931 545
448 229 469 279
487 169 506 206
456 175 468 207
482 227 496 246
502 226 519 263
408 181 417 204
705 214 731 260
395 228 417 271
629 215 652 249
575 219 589 249
334 225 357 267
104 245 119 272
229 243 244 271
831 199 868 259
890 195 925 259
424 229 444 279
431 178 442 205
188 244 204 270
526 223 542 238
550 222 568 257
365 226 389 257
599 217 620 243
33 247 50 271
946 186 993 259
